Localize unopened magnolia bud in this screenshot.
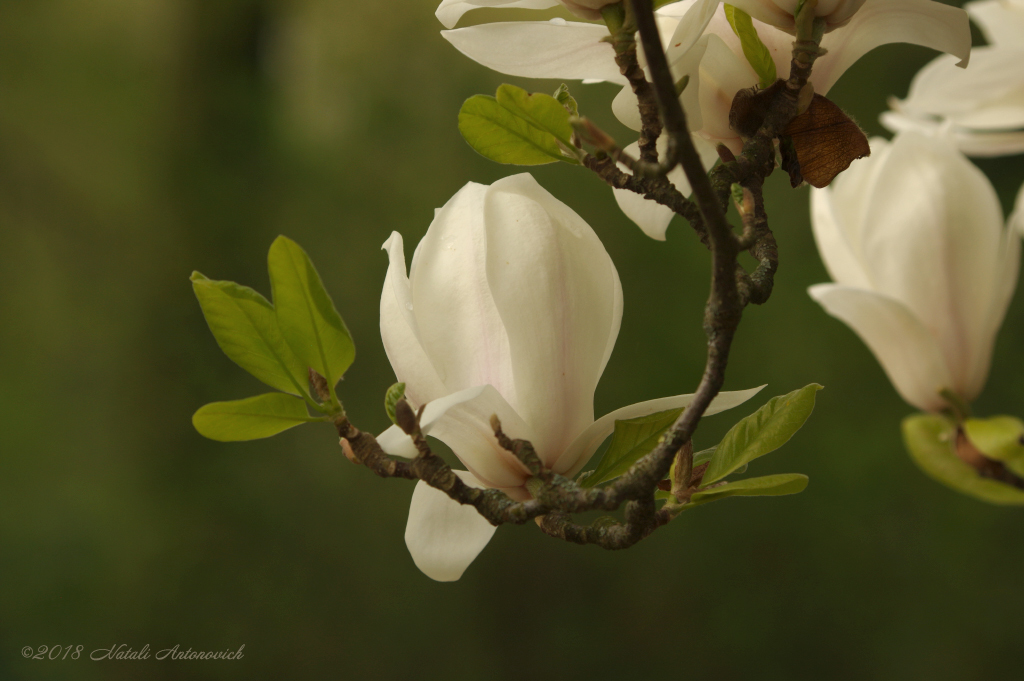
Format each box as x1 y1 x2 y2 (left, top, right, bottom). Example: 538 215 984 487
394 398 419 435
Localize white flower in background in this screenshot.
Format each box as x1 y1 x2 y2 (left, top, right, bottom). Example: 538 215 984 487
881 0 1024 157
808 132 1021 412
437 0 970 236
377 173 761 580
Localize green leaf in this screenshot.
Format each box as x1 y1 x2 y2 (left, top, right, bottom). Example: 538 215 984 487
191 272 310 398
268 236 355 390
703 384 822 485
963 416 1024 463
724 4 777 88
582 407 685 488
690 473 808 505
458 84 580 166
903 414 1024 505
553 83 578 117
385 382 406 425
193 393 319 442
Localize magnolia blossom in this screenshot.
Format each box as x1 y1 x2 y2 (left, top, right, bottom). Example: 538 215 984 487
438 0 970 236
377 173 761 580
808 132 1021 412
881 0 1024 157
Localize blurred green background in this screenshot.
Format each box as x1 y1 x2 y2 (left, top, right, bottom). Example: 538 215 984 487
1 1 1022 679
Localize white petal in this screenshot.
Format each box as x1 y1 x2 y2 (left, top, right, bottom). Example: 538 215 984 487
612 35 709 133
427 384 536 489
405 470 497 582
376 424 419 459
813 0 971 94
664 0 720 63
895 49 1024 122
879 110 1024 157
435 0 560 29
809 137 893 289
482 174 622 463
408 183 518 403
553 386 766 477
376 385 492 459
809 284 953 412
1013 180 1024 237
380 232 448 406
441 22 627 84
611 136 718 240
698 34 757 144
966 0 1024 47
857 133 1005 399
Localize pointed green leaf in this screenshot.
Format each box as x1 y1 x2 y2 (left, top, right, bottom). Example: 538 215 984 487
193 393 319 442
191 272 310 398
582 407 685 488
268 236 355 389
704 384 822 485
724 4 777 88
553 83 579 117
458 85 580 166
903 413 1024 505
385 382 406 425
690 473 808 505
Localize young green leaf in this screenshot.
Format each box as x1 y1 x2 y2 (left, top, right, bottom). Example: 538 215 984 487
962 416 1024 466
458 85 580 166
903 414 1024 505
193 393 320 442
690 473 808 505
703 384 822 485
268 236 355 390
191 272 310 398
384 382 406 425
553 83 579 117
582 407 685 488
724 4 777 88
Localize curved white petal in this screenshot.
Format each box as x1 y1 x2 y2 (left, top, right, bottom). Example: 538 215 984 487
611 136 719 240
554 386 766 477
809 137 893 289
612 35 709 133
664 0 720 63
441 22 627 84
376 424 419 459
408 183 518 404
428 384 536 489
435 0 560 29
481 174 622 463
698 34 757 145
809 284 953 411
376 385 494 459
879 110 1024 157
966 0 1024 47
1013 180 1024 237
380 232 448 406
894 49 1024 122
813 0 971 94
405 470 497 582
857 133 1005 399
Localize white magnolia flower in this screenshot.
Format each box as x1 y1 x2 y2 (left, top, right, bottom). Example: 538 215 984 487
438 0 969 235
808 132 1021 412
881 0 1024 157
377 173 761 580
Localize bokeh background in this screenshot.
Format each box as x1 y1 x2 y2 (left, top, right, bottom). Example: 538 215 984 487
2 0 1023 678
